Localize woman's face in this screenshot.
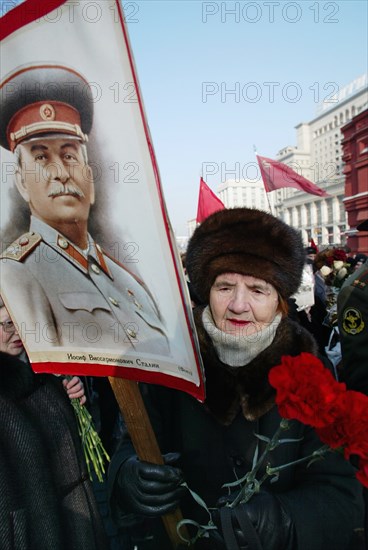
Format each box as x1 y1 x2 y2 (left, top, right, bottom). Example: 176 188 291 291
209 273 279 337
0 306 24 356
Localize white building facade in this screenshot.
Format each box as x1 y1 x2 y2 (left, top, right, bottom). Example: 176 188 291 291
217 178 274 211
273 75 368 246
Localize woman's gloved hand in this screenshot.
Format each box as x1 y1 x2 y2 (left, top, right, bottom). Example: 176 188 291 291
214 491 295 550
116 452 186 517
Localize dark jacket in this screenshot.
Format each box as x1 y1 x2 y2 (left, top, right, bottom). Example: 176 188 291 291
338 260 368 393
338 260 368 549
109 313 364 550
0 352 107 550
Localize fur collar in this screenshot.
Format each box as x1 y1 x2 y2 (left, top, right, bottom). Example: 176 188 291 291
194 307 318 425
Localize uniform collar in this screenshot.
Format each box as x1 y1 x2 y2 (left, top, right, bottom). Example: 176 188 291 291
30 217 112 278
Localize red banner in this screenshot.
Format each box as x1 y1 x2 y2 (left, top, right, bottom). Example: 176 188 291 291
257 155 329 197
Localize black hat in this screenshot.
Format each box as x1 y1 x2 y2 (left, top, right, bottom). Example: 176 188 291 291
305 246 317 255
0 64 94 151
355 253 367 263
186 207 305 304
357 219 368 231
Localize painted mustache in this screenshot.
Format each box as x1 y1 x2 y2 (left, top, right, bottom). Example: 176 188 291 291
48 183 85 198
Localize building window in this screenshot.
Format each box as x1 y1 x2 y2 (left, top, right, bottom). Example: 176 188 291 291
317 206 322 224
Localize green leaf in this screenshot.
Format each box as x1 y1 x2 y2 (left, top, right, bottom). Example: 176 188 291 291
278 437 304 444
181 482 212 519
254 433 271 443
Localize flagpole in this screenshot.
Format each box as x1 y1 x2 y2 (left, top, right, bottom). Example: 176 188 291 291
109 377 188 548
265 189 274 215
254 148 275 216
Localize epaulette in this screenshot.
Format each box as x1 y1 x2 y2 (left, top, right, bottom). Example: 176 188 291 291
0 232 42 261
353 269 368 290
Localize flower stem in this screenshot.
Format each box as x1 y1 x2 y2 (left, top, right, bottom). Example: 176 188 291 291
266 444 330 475
228 419 290 507
66 377 110 482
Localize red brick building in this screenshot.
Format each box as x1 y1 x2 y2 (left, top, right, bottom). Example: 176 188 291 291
341 108 368 254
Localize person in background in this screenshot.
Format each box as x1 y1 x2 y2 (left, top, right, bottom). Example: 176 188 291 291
338 222 368 391
338 218 368 550
305 245 317 263
312 250 330 306
109 208 364 550
337 219 368 548
0 296 107 549
0 298 86 402
180 252 203 307
293 247 330 358
354 253 368 271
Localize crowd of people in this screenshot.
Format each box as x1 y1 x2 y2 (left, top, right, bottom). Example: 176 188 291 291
1 209 367 550
289 240 366 371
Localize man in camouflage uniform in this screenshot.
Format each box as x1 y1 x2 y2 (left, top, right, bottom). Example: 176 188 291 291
338 219 368 393
338 218 368 549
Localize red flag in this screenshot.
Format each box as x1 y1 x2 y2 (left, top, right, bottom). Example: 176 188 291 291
257 155 329 197
310 238 319 253
196 177 225 223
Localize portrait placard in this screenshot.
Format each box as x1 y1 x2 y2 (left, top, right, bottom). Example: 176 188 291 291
0 0 204 401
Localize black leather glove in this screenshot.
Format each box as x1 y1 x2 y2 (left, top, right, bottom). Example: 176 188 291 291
116 452 186 517
214 491 295 550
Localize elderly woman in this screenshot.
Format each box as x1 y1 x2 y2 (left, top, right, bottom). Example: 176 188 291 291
0 298 107 549
109 208 364 550
0 298 86 401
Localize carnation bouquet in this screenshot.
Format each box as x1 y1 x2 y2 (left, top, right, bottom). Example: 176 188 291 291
268 353 368 488
317 248 352 326
66 376 110 482
319 248 351 289
178 353 368 544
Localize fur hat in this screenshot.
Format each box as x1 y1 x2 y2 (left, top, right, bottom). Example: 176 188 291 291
186 208 305 303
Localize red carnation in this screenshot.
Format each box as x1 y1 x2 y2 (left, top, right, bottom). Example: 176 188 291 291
268 353 368 490
333 249 347 262
315 394 349 449
339 391 368 459
316 391 368 458
269 353 346 428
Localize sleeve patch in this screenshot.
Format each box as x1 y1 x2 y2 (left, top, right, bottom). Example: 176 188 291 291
342 307 365 335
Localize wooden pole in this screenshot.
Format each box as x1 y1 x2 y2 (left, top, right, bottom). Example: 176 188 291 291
108 376 187 548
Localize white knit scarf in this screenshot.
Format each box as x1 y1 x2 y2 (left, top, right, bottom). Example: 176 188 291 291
202 306 282 368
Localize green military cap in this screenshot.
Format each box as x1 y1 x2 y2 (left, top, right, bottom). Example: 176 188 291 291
0 64 94 151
